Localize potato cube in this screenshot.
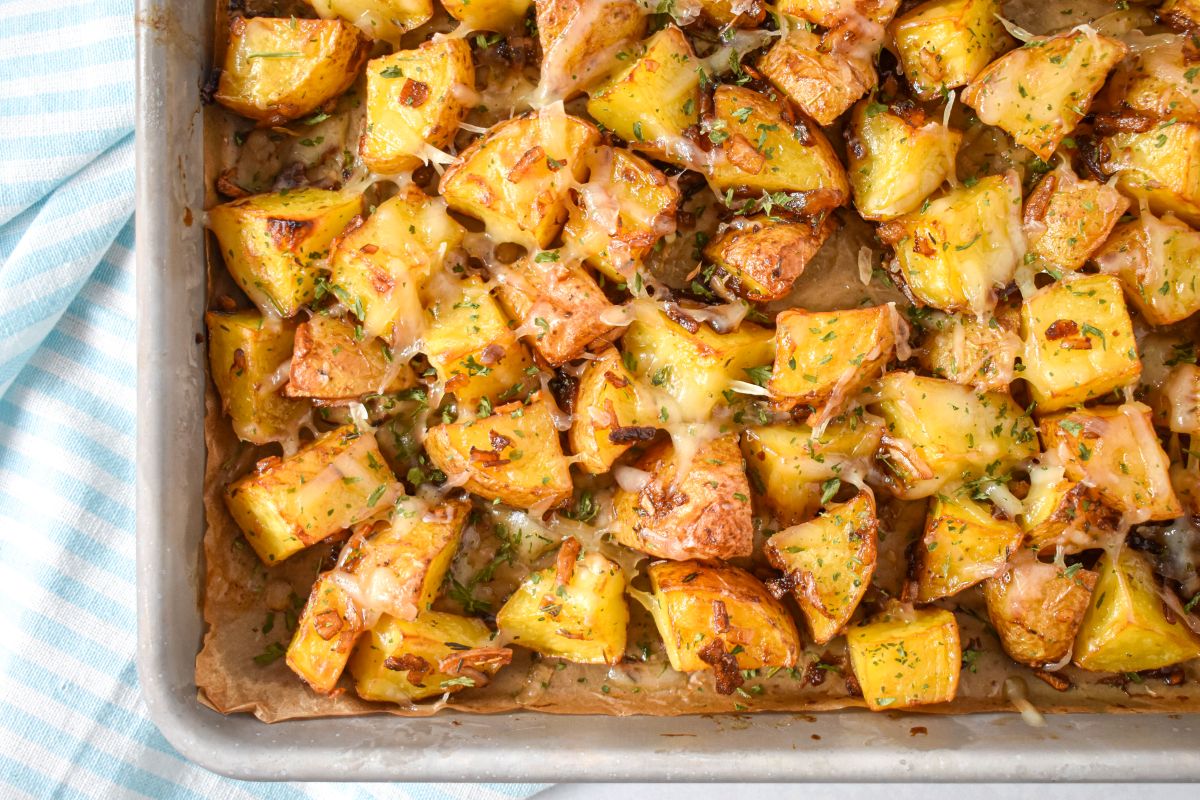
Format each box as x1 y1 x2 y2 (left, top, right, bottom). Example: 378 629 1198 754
442 0 531 30
214 17 368 123
1103 124 1200 227
878 172 1023 315
706 86 849 214
613 434 753 561
562 147 679 282
645 560 801 688
225 426 401 564
846 605 961 710
423 276 535 409
890 0 1010 101
1020 465 1122 555
1103 37 1200 123
1159 0 1200 32
497 541 629 664
424 394 574 510
741 415 885 526
764 491 878 644
696 0 767 25
915 493 1022 602
757 26 875 127
567 347 657 474
285 315 415 403
493 254 618 366
439 110 600 248
704 215 834 301
778 0 899 29
962 29 1126 160
983 553 1097 668
1023 164 1128 274
585 26 702 167
330 186 465 343
770 304 898 423
1041 403 1183 522
360 39 475 174
309 0 432 43
846 97 961 221
622 305 774 423
350 612 506 702
1019 274 1141 412
1073 547 1200 672
286 572 366 693
206 311 309 445
916 303 1020 391
534 0 646 102
874 372 1038 499
208 188 363 318
1095 211 1200 326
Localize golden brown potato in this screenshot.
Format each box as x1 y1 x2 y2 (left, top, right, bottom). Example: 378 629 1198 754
983 553 1097 668
497 540 629 664
769 304 898 423
915 302 1020 391
644 560 801 690
846 604 961 710
962 29 1126 160
285 315 415 403
890 0 1010 101
567 347 657 474
1023 163 1128 274
308 0 432 43
1102 36 1200 123
493 253 618 366
439 110 600 248
612 434 753 562
1019 274 1141 413
914 493 1022 602
533 0 646 102
360 39 475 174
1020 465 1122 555
764 491 878 644
1094 211 1200 326
1159 0 1200 32
1041 403 1182 522
778 0 899 28
442 0 531 30
1103 123 1200 227
696 0 767 25
1152 364 1200 434
424 394 574 510
757 26 875 127
704 215 834 302
286 572 366 693
215 17 368 123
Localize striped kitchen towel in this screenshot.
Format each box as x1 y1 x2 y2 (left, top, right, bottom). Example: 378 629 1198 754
0 1 544 796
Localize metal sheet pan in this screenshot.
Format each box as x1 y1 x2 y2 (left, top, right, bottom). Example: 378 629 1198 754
134 0 1200 781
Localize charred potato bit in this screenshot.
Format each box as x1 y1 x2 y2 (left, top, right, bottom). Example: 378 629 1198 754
704 215 834 302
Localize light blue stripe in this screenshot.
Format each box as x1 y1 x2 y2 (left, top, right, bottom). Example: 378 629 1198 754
0 753 95 800
0 489 135 582
12 365 136 430
0 401 133 478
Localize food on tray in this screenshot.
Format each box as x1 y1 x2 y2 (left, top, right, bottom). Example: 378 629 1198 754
199 0 1200 720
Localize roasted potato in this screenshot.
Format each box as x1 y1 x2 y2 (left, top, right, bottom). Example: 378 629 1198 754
208 188 363 318
962 28 1126 160
308 0 432 42
1041 403 1182 522
1023 163 1128 274
704 215 834 302
878 172 1023 315
612 434 753 561
1153 363 1200 434
622 305 774 423
1020 465 1122 555
644 560 801 689
890 0 1010 101
567 347 657 474
497 540 629 664
706 85 850 214
1094 211 1200 326
206 311 309 445
440 110 600 248
1019 274 1141 413
493 253 618 366
350 612 509 702
1102 36 1200 123
741 415 885 526
1073 547 1200 672
983 553 1097 668
215 17 368 123
442 0 531 30
757 26 875 127
286 572 366 693
778 0 899 28
225 426 401 564
423 276 535 409
424 394 574 510
1159 0 1200 32
360 39 475 174
1103 123 1200 227
764 491 878 644
874 371 1038 499
285 314 416 402
914 492 1022 602
846 97 962 221
846 604 961 710
915 302 1020 391
533 0 646 102
696 0 767 25
769 304 899 423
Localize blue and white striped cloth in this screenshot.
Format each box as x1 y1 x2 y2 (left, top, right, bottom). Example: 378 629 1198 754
0 1 544 796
